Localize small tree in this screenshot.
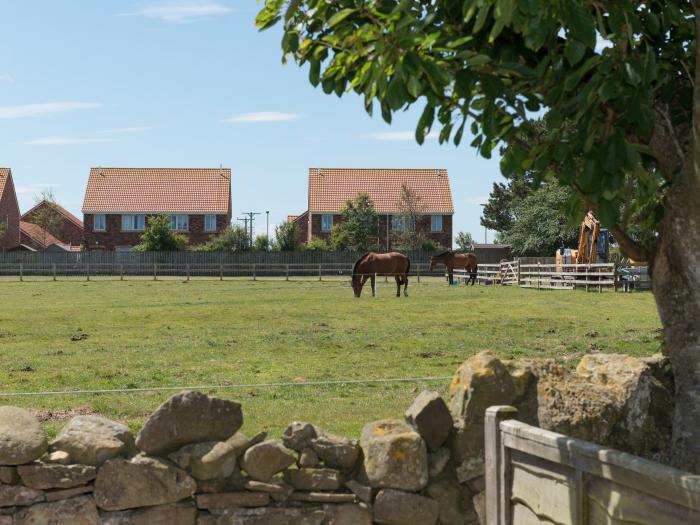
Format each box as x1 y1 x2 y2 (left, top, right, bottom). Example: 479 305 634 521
275 222 299 251
133 215 187 252
254 234 270 251
301 237 329 251
329 223 350 251
31 190 62 247
341 192 378 251
204 225 250 252
455 232 475 252
394 183 425 250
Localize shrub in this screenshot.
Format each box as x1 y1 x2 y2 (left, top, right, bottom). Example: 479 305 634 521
133 215 187 252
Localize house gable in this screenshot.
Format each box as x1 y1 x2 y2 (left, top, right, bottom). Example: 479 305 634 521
0 169 21 250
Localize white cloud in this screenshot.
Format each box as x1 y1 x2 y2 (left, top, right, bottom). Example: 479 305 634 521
224 112 303 123
98 126 155 134
369 130 440 141
15 183 59 195
0 102 99 119
22 136 116 145
118 2 233 22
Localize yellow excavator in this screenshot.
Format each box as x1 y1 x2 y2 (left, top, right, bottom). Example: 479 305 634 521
556 211 609 270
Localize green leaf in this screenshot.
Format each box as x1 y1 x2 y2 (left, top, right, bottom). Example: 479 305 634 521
564 0 596 49
328 8 355 28
564 39 586 66
468 55 492 67
454 69 473 98
407 76 421 98
416 103 435 145
309 60 321 86
623 61 642 86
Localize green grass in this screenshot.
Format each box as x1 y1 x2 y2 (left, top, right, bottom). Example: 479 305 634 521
0 277 661 439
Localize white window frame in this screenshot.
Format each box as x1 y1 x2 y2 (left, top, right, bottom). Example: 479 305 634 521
169 214 189 232
204 214 217 232
392 215 415 232
321 214 333 232
93 214 106 232
121 214 145 232
431 215 443 232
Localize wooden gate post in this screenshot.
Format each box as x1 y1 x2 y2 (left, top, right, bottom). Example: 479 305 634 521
485 406 518 525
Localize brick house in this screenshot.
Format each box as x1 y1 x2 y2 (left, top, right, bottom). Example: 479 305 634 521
20 201 84 251
82 167 232 251
0 168 20 251
291 168 454 250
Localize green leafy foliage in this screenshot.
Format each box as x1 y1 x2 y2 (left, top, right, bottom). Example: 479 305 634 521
254 235 271 252
329 223 350 251
275 222 299 251
200 225 250 252
339 192 379 251
498 184 580 257
257 0 694 258
455 231 475 252
134 215 188 252
301 236 329 251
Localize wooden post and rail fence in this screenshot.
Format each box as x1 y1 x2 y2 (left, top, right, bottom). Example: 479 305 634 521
484 406 700 524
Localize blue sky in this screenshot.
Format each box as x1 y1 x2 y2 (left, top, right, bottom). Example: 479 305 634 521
0 1 503 241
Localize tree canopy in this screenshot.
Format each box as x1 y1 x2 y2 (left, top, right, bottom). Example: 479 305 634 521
134 215 187 252
275 222 299 251
337 192 378 251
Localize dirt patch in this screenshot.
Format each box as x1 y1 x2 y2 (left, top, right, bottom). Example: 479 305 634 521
418 352 444 359
30 406 96 422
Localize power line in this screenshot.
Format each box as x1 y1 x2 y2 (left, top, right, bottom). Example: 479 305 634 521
0 376 453 398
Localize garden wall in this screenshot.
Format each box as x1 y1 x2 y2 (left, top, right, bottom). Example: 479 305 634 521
0 352 673 524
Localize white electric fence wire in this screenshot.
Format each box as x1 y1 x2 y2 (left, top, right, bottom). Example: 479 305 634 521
0 376 454 398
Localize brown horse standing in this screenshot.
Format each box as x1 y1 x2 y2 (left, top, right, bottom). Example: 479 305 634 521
429 251 478 285
352 252 410 298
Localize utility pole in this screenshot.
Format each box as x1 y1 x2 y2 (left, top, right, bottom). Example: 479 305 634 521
241 212 261 248
266 211 270 249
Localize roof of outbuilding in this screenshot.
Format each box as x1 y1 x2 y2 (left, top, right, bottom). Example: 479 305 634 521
22 200 83 229
307 168 453 214
19 221 63 248
81 167 231 214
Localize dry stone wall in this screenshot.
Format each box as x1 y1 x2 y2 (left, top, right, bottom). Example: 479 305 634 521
0 353 673 524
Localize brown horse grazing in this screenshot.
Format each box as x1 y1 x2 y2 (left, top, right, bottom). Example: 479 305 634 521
352 252 410 298
429 251 478 285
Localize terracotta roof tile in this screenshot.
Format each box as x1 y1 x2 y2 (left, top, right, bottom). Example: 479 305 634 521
0 168 10 200
22 200 83 229
19 221 63 248
82 167 231 214
308 168 453 214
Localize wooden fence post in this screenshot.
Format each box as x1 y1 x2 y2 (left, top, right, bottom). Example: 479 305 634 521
120 264 124 281
318 264 322 282
485 405 518 525
517 259 521 287
585 266 589 293
285 264 289 281
86 263 90 282
537 262 541 290
186 264 190 282
153 263 157 281
417 265 420 283
52 264 56 281
220 262 223 281
253 264 256 281
19 263 23 282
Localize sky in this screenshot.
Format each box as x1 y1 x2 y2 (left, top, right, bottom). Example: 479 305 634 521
0 1 504 241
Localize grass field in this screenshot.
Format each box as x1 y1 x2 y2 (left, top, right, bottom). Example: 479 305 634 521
0 277 661 439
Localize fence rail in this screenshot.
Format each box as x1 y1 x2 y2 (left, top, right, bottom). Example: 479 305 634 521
485 406 700 524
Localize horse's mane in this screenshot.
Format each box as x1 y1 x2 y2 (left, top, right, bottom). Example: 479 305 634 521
434 250 455 257
353 252 371 276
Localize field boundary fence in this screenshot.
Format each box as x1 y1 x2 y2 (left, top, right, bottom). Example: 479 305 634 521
456 259 648 292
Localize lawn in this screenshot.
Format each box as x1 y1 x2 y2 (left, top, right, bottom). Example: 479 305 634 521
0 277 661 439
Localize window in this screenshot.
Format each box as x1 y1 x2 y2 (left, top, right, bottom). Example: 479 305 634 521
121 214 145 231
169 214 189 231
93 214 106 231
204 214 217 232
392 215 415 232
431 215 443 232
321 214 333 232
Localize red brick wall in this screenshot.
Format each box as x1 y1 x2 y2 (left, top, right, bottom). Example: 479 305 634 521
22 202 83 247
83 214 229 250
308 213 452 250
0 173 20 250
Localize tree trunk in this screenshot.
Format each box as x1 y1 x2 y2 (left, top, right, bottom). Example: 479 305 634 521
651 10 700 472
